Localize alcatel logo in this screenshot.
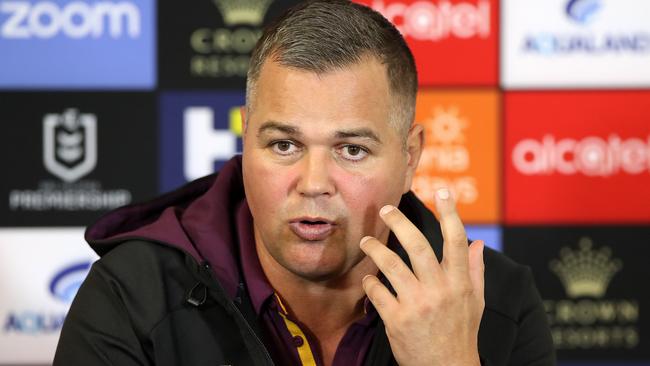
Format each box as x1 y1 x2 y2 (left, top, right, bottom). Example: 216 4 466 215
369 0 490 41
512 134 650 177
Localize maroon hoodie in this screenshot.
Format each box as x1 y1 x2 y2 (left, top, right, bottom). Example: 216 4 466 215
86 156 249 300
84 155 378 366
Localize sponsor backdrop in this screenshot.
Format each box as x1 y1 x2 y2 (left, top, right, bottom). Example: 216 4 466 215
0 228 98 364
0 0 648 364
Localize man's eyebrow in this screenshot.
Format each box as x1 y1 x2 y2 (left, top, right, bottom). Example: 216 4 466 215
257 121 302 137
256 122 382 143
335 128 382 143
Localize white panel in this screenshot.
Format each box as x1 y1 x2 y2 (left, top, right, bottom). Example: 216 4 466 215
0 228 98 364
502 0 650 88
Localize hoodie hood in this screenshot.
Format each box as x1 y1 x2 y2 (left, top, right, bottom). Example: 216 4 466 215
86 156 248 298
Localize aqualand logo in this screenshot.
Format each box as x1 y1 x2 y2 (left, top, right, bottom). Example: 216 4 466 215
522 0 650 55
367 0 490 41
0 0 141 39
511 134 650 177
49 260 93 303
566 0 602 24
3 260 93 334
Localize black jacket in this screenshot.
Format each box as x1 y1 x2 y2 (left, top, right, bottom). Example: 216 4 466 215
53 157 555 366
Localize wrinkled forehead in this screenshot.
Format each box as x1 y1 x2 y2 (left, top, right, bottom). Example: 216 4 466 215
248 58 392 128
250 55 390 100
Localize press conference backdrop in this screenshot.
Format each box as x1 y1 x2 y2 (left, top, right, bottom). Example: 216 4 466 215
0 0 648 364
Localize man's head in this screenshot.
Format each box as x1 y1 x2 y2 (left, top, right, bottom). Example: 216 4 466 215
242 0 423 283
246 0 417 139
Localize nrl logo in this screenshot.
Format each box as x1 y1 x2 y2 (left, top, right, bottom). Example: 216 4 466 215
213 0 273 26
43 108 97 183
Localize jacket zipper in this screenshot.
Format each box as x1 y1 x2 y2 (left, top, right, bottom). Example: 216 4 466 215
199 262 276 366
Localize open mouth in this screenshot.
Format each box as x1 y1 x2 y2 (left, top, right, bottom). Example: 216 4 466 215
289 218 336 241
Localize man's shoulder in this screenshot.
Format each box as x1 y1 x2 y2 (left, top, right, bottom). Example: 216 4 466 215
71 240 203 338
479 248 556 364
95 239 192 275
90 240 200 309
483 247 539 322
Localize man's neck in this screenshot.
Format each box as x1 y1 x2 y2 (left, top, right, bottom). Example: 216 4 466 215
255 242 378 339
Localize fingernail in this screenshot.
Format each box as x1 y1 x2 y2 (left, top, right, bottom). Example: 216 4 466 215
360 236 373 246
436 188 450 200
379 205 395 216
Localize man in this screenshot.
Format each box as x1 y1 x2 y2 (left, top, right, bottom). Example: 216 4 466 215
54 1 555 365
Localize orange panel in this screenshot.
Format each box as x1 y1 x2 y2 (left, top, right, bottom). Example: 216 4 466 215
412 89 500 224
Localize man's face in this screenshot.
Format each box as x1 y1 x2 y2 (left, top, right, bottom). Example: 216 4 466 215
242 57 421 282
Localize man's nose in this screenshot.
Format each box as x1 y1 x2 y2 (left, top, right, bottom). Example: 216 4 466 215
295 151 336 197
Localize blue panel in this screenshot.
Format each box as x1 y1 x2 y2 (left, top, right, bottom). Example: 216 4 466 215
0 0 155 89
466 225 502 252
158 91 245 193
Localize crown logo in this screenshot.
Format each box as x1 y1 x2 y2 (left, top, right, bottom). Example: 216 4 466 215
213 0 274 26
549 237 622 299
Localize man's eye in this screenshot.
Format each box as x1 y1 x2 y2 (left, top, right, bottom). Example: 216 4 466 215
271 140 298 155
340 145 368 161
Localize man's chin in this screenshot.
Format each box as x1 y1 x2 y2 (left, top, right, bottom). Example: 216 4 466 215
279 248 366 283
285 265 347 283
277 251 347 282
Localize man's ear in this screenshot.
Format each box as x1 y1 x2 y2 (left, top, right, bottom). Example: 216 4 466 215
403 124 424 194
240 106 247 142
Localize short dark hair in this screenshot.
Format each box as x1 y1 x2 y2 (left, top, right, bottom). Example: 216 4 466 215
246 0 418 137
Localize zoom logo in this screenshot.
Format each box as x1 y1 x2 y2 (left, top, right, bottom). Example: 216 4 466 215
0 0 153 88
566 0 602 24
49 261 92 303
0 0 141 39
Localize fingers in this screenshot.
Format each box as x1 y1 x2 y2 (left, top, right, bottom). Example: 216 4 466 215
434 188 470 279
378 205 441 283
468 240 485 299
362 274 398 317
360 236 417 297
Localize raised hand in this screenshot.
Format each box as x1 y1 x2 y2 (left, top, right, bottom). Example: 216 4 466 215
360 188 485 366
